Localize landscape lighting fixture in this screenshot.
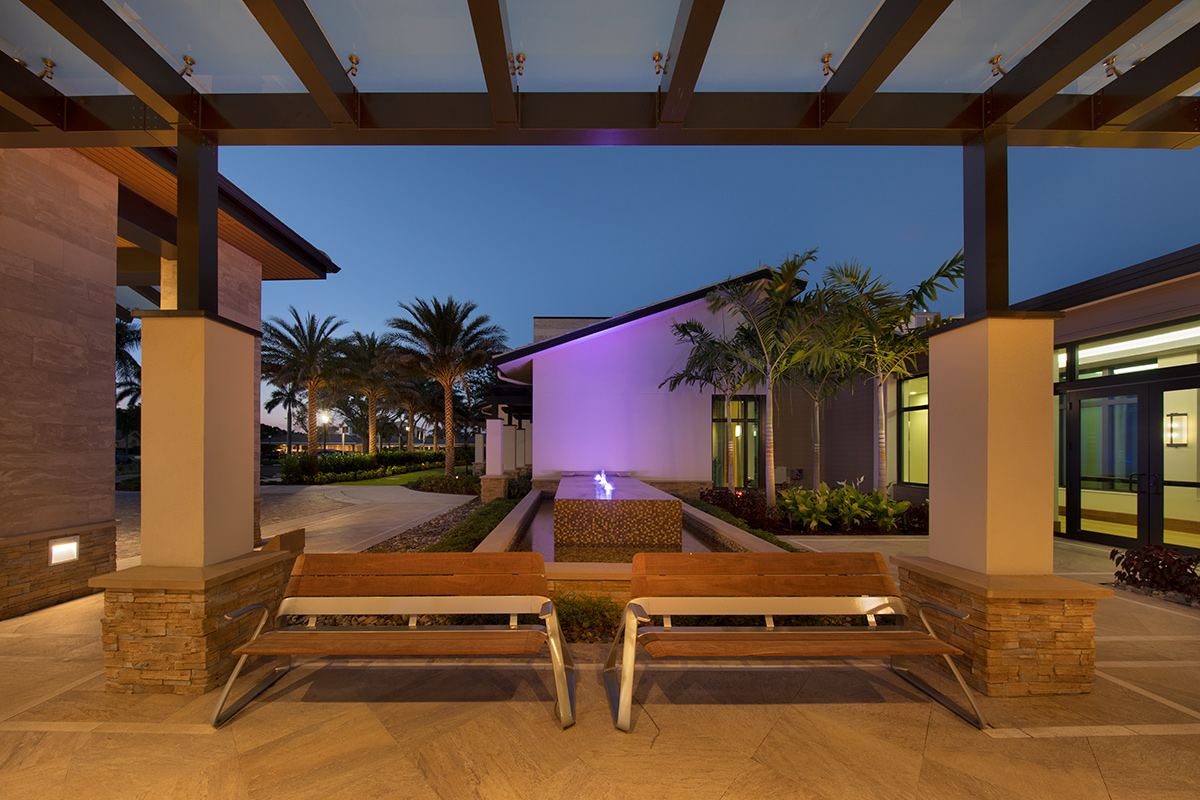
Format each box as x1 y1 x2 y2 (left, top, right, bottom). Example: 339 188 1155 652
821 53 836 76
179 54 195 77
49 535 79 565
989 55 1008 77
1166 413 1188 447
345 54 359 77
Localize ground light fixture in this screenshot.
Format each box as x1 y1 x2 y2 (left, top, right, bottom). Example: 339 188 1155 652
1166 413 1188 447
48 535 79 565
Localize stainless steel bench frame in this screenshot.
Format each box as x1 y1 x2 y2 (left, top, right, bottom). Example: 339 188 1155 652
211 593 576 729
603 593 987 731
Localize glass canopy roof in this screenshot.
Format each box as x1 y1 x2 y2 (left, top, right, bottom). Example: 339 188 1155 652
1 0 125 95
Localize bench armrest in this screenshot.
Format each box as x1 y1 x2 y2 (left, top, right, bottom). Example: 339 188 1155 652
917 601 968 621
627 603 650 624
224 603 269 621
539 601 554 620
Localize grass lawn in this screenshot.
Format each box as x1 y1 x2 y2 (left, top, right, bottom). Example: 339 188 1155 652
330 466 473 486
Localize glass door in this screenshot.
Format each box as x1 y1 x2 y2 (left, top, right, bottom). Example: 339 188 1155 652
1064 389 1147 546
1161 385 1200 550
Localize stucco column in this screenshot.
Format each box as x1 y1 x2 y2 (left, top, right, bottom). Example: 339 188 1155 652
139 313 256 566
503 424 518 473
514 428 527 472
482 417 508 502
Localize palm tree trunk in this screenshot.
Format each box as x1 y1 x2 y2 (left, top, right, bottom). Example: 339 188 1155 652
285 403 293 455
442 379 455 475
306 380 319 461
876 377 888 496
367 393 378 454
812 396 821 489
765 382 776 505
724 397 735 489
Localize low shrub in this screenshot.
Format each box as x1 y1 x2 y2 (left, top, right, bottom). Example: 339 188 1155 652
422 498 519 552
895 500 929 533
697 488 781 530
506 473 533 500
376 450 445 469
777 480 911 533
116 477 140 491
408 472 482 496
1110 544 1200 599
680 496 798 552
550 592 623 643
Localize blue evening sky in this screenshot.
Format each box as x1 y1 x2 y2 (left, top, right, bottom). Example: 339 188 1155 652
218 145 1200 426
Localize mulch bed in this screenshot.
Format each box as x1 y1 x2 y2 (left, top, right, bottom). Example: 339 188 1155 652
1108 582 1200 609
365 499 482 553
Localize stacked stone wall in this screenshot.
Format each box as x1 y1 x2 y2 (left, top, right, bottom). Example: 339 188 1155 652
0 524 115 620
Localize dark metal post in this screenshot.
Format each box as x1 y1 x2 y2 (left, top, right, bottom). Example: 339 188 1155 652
174 126 219 312
962 128 1009 317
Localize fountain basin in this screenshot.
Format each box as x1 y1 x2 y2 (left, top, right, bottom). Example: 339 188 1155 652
553 474 682 549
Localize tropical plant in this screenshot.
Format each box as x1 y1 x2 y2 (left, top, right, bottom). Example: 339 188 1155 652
388 297 507 475
336 331 394 453
661 319 751 490
261 307 347 460
264 382 305 455
777 479 911 532
115 318 141 383
824 252 965 494
707 251 827 504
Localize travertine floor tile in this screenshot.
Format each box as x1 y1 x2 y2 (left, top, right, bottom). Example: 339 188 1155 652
0 730 86 800
529 757 636 800
58 730 240 800
1089 732 1200 799
719 759 821 800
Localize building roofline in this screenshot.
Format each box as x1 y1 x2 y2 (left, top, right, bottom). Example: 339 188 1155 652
494 266 773 365
1013 243 1200 312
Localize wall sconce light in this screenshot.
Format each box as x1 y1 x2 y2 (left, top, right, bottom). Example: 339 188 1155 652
1104 55 1123 78
1166 412 1188 447
990 55 1008 77
508 53 525 76
36 58 55 80
653 52 669 75
49 535 80 565
821 53 837 76
345 54 359 77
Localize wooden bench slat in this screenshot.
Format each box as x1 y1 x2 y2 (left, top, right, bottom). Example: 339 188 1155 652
631 573 899 599
292 552 545 576
633 552 889 576
234 629 548 657
285 573 549 598
638 630 961 658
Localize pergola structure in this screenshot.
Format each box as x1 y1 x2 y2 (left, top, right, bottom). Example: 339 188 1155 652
2 0 1197 696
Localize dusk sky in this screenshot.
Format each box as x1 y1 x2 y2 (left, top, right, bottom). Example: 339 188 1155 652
220 144 1200 427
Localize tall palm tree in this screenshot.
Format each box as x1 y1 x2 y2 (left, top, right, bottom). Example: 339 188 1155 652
261 307 346 458
824 251 965 493
116 318 141 383
388 297 507 475
707 251 826 505
661 319 751 490
264 382 305 454
336 331 393 454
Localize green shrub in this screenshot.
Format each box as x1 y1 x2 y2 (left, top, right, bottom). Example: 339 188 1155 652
777 480 910 533
550 592 622 643
506 473 533 500
679 496 798 552
116 477 140 491
408 472 482 496
422 498 519 552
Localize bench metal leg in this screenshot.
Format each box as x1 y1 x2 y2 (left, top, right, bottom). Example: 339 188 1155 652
890 654 988 730
603 604 644 731
542 605 576 729
210 654 292 728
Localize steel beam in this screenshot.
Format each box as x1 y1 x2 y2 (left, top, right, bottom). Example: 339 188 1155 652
658 0 724 125
0 54 65 128
1096 22 1200 130
985 0 1179 128
821 0 952 126
242 0 358 127
466 0 519 126
962 130 1010 316
173 127 219 313
19 0 200 126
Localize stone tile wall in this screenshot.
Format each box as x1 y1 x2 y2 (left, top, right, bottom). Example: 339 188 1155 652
0 523 116 619
481 476 508 504
100 553 297 694
898 565 1100 697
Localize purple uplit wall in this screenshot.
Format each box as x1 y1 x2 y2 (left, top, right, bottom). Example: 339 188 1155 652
527 298 737 483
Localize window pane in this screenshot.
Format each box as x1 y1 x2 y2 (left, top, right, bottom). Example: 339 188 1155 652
712 419 726 488
901 409 929 484
1055 348 1067 383
1163 387 1200 549
745 422 759 487
730 399 744 419
712 396 726 420
900 376 929 408
1079 394 1139 539
1077 319 1200 378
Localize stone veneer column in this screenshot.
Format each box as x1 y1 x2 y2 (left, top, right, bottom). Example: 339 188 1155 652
895 315 1111 696
0 149 118 620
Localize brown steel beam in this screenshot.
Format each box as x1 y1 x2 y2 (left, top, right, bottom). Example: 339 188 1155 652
985 0 1179 128
0 54 66 128
821 0 952 126
1097 22 1200 130
131 286 162 307
173 127 219 313
242 0 358 127
115 303 132 323
962 129 1010 316
658 0 724 125
466 0 519 126
19 0 201 126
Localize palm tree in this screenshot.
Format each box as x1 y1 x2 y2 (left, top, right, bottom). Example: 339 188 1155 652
824 251 965 494
336 331 394 454
264 382 305 455
388 297 507 475
261 307 346 459
661 319 751 490
116 318 141 383
707 251 827 505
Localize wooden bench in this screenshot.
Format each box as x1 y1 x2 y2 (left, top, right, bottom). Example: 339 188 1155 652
603 552 985 731
211 552 575 728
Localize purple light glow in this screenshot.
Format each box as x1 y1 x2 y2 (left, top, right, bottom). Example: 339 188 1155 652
594 470 614 500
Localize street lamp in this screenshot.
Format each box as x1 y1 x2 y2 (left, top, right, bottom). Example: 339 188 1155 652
340 423 348 453
317 411 330 451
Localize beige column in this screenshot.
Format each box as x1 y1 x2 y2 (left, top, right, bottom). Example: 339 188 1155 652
481 417 508 502
139 313 256 566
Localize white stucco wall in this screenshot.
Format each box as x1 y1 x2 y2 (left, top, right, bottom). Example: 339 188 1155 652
529 299 738 483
